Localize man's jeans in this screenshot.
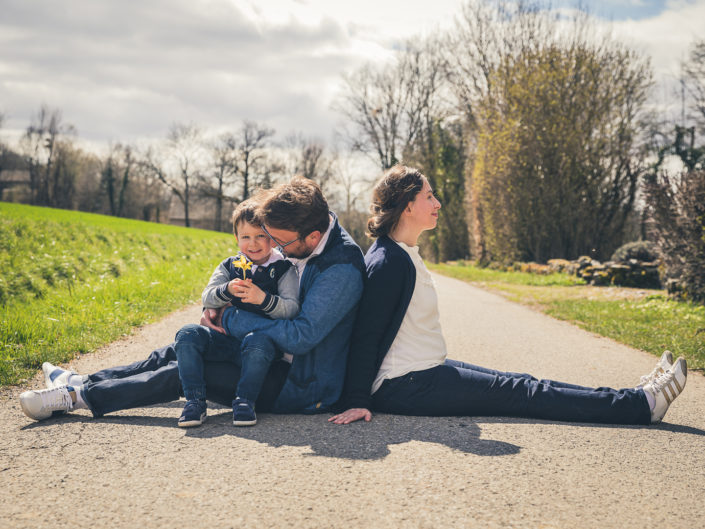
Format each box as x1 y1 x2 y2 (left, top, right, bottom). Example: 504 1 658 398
371 358 651 425
82 342 289 418
174 324 280 403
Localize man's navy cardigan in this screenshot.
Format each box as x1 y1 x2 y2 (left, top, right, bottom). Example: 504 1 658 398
339 235 417 410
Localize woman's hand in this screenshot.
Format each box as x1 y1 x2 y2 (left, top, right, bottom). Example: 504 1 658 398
328 408 372 425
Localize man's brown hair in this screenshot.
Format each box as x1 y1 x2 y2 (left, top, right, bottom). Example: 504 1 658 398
258 176 330 237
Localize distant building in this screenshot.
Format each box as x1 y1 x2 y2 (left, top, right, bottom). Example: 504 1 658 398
168 196 237 232
0 169 31 202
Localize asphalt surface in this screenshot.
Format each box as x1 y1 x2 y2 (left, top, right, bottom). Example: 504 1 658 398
2 273 704 528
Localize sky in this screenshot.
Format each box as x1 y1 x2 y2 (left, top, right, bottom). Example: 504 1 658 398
0 0 704 151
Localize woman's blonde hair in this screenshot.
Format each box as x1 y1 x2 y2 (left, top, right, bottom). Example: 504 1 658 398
367 165 425 238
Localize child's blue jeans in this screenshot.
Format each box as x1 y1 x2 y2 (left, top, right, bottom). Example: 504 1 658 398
175 323 280 403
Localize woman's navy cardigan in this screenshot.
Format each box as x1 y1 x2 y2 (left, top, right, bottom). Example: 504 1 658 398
339 235 417 410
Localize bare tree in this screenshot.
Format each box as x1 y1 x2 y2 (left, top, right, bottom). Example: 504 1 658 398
19 105 77 207
199 132 240 231
232 121 276 201
284 133 336 193
101 143 135 217
334 38 445 170
143 122 205 228
683 39 705 132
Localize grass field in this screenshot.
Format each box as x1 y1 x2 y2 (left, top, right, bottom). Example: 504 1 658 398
429 261 705 372
0 202 236 386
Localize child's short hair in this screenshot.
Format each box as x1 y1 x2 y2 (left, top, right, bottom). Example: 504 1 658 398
230 197 264 236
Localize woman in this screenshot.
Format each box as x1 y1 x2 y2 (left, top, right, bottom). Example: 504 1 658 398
330 165 687 426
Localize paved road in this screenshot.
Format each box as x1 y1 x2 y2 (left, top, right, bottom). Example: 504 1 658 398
2 274 704 528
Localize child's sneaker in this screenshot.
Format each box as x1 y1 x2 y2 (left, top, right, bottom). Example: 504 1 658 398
232 397 257 426
178 399 207 428
20 386 75 420
638 351 673 387
643 357 687 424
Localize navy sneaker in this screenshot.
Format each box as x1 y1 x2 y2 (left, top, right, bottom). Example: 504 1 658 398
178 399 207 428
232 397 257 426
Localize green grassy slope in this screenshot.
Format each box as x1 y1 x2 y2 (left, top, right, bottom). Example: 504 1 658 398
0 202 236 385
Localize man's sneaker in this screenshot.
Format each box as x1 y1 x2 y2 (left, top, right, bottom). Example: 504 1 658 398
638 351 674 387
232 397 257 426
178 399 207 428
643 357 687 424
42 362 78 388
20 386 75 421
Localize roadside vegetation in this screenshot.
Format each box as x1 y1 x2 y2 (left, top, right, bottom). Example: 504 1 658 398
429 262 705 372
0 202 235 385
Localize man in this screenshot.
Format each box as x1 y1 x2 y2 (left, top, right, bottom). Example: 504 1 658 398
20 177 365 420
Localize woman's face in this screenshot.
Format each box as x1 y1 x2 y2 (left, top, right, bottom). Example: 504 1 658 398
406 177 441 232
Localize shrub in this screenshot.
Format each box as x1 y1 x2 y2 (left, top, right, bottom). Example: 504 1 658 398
646 169 705 303
610 241 659 263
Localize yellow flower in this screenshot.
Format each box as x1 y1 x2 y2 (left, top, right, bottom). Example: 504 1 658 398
233 254 253 273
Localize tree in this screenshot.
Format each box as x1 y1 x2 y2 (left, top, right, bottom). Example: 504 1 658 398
232 121 276 201
199 132 240 231
646 169 705 303
448 3 652 262
101 143 135 217
683 39 705 133
20 105 77 207
143 122 205 228
335 39 444 170
284 133 336 194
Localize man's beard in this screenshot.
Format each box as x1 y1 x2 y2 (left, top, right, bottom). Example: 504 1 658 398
285 246 313 260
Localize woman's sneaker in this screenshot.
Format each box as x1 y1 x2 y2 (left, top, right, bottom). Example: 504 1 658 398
643 357 687 424
178 399 207 428
232 397 257 426
638 351 673 387
20 386 75 420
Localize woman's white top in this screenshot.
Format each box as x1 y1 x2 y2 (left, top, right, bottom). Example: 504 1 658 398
371 240 448 394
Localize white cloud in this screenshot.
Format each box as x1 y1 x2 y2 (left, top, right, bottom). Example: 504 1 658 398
0 0 702 150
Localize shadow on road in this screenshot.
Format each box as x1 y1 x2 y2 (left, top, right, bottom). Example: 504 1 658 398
21 410 705 460
19 411 519 460
185 413 521 460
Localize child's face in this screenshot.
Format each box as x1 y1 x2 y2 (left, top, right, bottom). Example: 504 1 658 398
236 221 276 265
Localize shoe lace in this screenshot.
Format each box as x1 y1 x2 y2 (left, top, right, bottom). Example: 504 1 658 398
40 388 72 411
649 369 674 395
640 364 666 386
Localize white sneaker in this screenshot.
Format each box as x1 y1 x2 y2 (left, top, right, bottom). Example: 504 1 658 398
638 351 673 387
19 386 75 421
643 357 687 424
42 362 85 388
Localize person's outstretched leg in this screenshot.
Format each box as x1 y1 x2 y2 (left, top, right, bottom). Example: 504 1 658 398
86 344 178 383
83 360 183 417
445 359 602 391
20 344 184 421
372 362 653 425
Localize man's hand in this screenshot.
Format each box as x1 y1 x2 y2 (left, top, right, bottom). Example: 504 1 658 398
228 278 266 305
328 408 373 425
200 307 226 334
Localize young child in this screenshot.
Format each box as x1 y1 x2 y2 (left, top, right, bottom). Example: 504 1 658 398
176 196 299 427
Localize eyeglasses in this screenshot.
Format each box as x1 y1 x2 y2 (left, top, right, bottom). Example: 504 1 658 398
260 224 301 253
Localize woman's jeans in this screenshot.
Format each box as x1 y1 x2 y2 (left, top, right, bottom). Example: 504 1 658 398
371 359 651 425
81 340 289 418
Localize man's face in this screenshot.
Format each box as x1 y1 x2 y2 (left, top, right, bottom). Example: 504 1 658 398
262 225 319 259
